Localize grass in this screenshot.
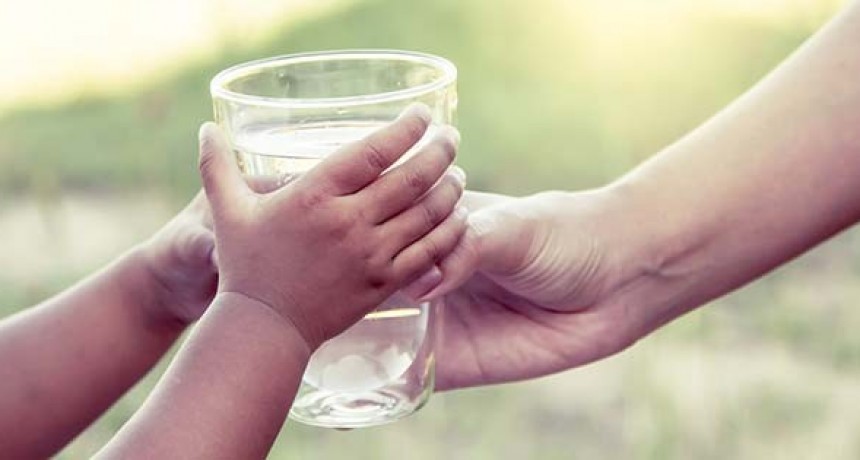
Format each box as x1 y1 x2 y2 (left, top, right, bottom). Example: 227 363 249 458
1 0 858 458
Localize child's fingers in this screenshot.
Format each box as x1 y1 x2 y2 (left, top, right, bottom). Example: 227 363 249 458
361 125 460 223
245 175 284 194
198 122 251 219
300 104 432 196
415 224 481 301
402 266 443 301
379 167 465 254
390 205 469 284
413 194 506 300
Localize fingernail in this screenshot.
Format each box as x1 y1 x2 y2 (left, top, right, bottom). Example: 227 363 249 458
417 281 444 302
198 122 214 146
404 266 443 301
438 125 460 146
198 122 226 152
451 166 467 185
455 206 469 220
399 103 432 123
450 127 461 145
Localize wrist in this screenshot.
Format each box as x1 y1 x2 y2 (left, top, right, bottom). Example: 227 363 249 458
599 176 715 336
99 291 313 458
605 172 717 276
210 291 315 359
120 245 193 332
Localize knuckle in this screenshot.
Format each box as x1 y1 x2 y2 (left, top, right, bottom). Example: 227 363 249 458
401 116 428 143
421 202 444 228
295 187 329 211
325 223 351 242
418 239 440 265
322 211 355 240
361 138 389 172
402 169 429 192
365 266 393 290
323 203 370 241
365 274 388 291
197 150 217 179
355 241 378 262
446 175 464 198
434 134 458 163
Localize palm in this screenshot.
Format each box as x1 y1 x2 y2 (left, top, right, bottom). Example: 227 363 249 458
433 191 638 391
436 274 631 390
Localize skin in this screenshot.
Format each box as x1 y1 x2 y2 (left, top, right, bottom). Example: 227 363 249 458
0 193 217 458
97 105 467 459
427 0 860 391
5 0 856 453
0 105 465 458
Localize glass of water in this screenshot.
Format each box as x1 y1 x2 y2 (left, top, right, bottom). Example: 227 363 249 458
210 50 457 429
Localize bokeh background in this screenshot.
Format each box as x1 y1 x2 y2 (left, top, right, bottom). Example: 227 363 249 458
2 0 859 458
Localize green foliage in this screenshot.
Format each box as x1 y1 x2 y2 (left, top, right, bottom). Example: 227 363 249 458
0 0 816 199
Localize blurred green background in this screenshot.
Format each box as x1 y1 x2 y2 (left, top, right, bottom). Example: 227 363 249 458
1 0 859 458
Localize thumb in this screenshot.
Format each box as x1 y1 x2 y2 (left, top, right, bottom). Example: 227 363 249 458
469 206 534 275
417 205 526 299
198 122 250 218
180 226 218 274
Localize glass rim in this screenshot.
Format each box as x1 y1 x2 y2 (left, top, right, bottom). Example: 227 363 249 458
210 49 457 109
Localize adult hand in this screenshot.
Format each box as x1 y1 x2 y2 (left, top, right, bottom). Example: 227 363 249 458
429 188 654 390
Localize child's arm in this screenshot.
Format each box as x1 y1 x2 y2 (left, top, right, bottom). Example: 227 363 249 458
0 194 217 458
96 106 466 459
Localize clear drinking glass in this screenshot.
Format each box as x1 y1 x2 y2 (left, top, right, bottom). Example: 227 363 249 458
210 50 457 429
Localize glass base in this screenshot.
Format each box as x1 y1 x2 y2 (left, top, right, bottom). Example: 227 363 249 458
290 387 430 429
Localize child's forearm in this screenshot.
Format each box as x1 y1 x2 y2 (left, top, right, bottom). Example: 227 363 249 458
96 292 310 459
0 247 187 458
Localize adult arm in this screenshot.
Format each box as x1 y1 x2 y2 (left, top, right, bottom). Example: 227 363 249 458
432 1 860 389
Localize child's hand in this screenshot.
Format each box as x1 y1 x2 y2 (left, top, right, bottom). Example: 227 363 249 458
137 192 218 325
198 105 466 349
